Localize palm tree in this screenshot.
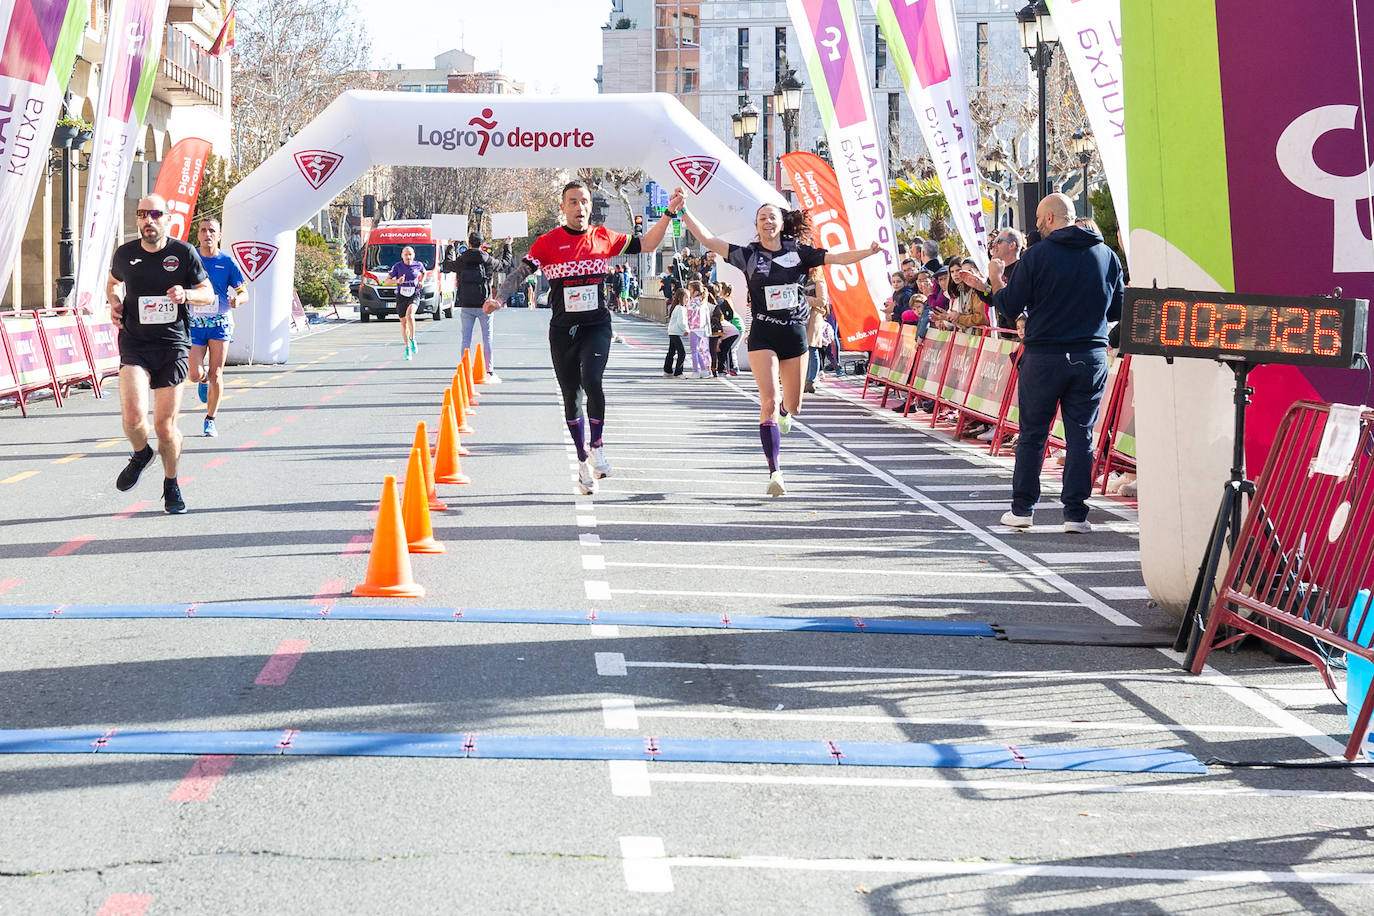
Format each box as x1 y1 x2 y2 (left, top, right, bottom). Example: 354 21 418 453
890 176 951 242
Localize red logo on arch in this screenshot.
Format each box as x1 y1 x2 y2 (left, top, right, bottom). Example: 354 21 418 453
294 149 344 190
669 156 720 194
231 242 279 281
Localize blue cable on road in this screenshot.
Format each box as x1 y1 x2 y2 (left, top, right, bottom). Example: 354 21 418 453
0 603 999 637
0 728 1208 774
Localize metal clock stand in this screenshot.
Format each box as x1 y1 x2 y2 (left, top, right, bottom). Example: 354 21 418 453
1173 358 1257 666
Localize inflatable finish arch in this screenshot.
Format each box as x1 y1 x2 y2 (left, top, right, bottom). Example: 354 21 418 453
222 91 785 364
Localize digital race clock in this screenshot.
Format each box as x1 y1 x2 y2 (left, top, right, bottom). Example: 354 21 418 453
1122 289 1368 368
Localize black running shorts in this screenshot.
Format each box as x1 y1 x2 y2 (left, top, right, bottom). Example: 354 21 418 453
747 321 808 361
120 345 189 389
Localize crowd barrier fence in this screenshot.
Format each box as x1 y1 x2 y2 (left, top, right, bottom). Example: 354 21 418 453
0 309 125 415
1188 401 1374 760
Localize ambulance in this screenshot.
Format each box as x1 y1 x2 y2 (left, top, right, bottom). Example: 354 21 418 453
356 220 455 322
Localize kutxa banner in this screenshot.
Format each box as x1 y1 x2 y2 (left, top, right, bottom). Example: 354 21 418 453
785 0 898 343
1124 0 1374 612
782 151 882 350
1048 0 1127 260
0 0 89 305
870 0 987 270
74 0 171 314
151 137 213 240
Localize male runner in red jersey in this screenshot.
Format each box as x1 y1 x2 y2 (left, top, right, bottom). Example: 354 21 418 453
487 181 684 494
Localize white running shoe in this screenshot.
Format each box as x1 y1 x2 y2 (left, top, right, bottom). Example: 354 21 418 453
766 470 786 497
1063 520 1092 534
589 446 612 479
577 460 597 495
1000 510 1032 529
778 412 793 435
484 373 501 384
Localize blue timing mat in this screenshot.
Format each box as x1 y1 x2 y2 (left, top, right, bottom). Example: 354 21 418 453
0 728 1207 774
0 603 998 637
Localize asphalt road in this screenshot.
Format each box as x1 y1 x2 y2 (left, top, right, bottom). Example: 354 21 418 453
1 308 1370 915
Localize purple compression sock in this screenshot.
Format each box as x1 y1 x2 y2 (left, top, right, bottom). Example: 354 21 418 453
759 421 781 472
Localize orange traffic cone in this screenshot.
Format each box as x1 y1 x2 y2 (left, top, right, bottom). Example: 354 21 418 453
472 343 488 384
462 351 480 404
461 350 480 405
437 389 470 456
352 476 425 597
412 422 446 511
401 446 445 554
433 402 472 485
450 367 473 417
449 383 474 435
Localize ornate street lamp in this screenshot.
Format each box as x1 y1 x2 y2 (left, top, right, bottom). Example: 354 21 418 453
737 100 759 162
980 150 1007 231
1017 1 1058 204
772 69 804 155
1071 128 1095 218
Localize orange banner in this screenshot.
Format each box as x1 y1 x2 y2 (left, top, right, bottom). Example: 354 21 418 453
781 151 883 352
151 137 213 241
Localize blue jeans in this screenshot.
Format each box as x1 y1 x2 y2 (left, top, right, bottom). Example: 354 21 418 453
1011 348 1108 523
459 307 493 371
807 347 822 382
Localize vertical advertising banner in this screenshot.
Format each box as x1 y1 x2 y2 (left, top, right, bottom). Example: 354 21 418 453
1048 0 1127 260
870 0 987 270
0 0 89 305
151 136 212 240
781 151 881 349
785 0 898 349
73 0 172 313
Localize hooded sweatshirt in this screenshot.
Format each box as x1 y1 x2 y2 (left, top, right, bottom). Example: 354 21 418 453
991 225 1123 352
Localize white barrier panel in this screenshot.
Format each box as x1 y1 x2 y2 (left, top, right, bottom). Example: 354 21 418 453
222 91 784 364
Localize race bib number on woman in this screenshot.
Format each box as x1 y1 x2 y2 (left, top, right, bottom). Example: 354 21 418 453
764 285 800 312
565 284 599 312
138 296 178 324
192 301 219 317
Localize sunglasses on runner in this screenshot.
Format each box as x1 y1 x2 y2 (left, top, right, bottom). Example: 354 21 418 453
135 209 166 219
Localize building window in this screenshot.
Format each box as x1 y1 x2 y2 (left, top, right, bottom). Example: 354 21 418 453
737 27 749 90
976 22 989 87
874 25 886 88
888 92 901 163
761 94 772 180
775 26 787 77
683 68 697 93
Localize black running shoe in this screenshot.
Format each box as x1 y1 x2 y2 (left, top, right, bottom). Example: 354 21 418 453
163 478 187 515
116 445 154 491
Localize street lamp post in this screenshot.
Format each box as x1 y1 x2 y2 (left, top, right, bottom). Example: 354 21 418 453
1071 128 1095 218
773 69 804 156
1017 1 1058 204
736 100 759 162
50 126 91 306
472 206 483 239
980 153 1005 231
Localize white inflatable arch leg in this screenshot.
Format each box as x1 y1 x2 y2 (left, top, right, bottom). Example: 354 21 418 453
222 91 784 364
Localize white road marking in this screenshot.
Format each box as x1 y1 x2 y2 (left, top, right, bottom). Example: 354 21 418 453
596 652 628 676
588 624 621 638
579 533 601 547
620 836 673 892
647 771 1374 801
596 538 998 557
609 760 651 797
630 708 1292 736
1036 550 1143 565
605 560 1040 583
582 555 606 571
1093 586 1153 601
585 580 612 601
659 853 1374 886
602 698 640 729
577 515 597 527
611 587 1071 606
990 522 1140 535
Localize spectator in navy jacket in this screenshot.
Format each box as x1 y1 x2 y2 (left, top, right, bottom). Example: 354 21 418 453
989 193 1123 534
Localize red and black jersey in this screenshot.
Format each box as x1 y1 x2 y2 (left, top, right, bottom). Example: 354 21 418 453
525 225 642 327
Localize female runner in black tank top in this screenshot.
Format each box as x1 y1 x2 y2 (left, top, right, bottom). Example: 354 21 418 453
676 196 882 497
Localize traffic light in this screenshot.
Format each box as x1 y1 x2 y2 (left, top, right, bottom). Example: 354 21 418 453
590 194 609 225
633 215 644 236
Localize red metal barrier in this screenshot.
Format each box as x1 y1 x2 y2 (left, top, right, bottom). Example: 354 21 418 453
76 313 121 398
31 309 97 398
0 314 26 416
0 310 62 409
861 322 901 398
1189 400 1374 760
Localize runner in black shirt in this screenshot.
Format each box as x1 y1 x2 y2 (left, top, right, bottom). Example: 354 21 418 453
677 195 881 496
486 181 682 495
106 194 214 513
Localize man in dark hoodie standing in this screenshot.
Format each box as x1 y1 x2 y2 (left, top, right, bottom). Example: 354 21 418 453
456 232 512 382
989 193 1123 533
